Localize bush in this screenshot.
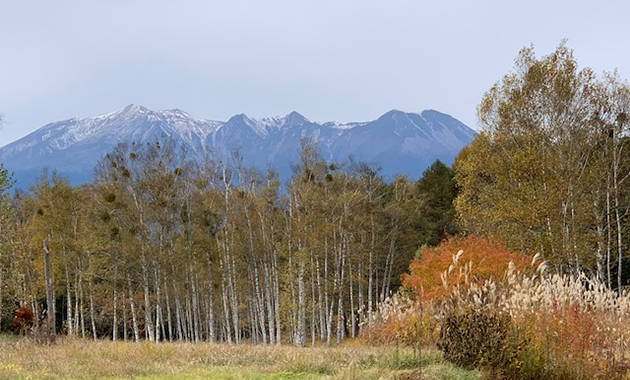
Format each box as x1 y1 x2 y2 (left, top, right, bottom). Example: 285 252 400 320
438 307 525 379
371 236 630 379
402 236 531 300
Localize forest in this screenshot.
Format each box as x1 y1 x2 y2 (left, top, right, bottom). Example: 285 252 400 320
0 44 629 379
0 134 459 345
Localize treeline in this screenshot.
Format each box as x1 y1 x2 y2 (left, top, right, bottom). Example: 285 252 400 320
0 138 457 345
454 44 630 289
373 45 630 380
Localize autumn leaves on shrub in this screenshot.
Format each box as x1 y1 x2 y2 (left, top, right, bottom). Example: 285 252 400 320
402 236 531 300
366 235 630 379
366 235 528 355
365 236 521 349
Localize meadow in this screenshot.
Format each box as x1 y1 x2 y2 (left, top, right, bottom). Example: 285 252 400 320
0 336 479 380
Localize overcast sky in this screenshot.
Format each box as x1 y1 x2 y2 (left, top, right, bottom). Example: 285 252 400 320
1 1 629 146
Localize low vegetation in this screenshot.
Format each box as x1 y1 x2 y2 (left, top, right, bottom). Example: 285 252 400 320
0 337 479 380
367 237 630 379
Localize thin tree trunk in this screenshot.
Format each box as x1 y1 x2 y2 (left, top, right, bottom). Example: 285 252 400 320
264 264 275 344
79 273 85 338
175 294 185 341
127 274 140 342
349 262 356 338
191 268 200 342
123 285 128 341
614 137 624 292
296 258 306 347
259 212 276 345
89 281 97 340
595 197 605 283
112 264 118 341
64 261 73 336
206 252 215 342
164 277 173 342
382 235 396 301
310 254 317 346
273 248 281 345
141 250 154 341
326 237 333 346
43 236 55 343
253 265 267 344
316 256 325 341
175 288 184 341
74 273 80 335
218 237 232 343
337 236 346 344
358 261 364 336
226 229 240 343
368 217 375 327
185 293 193 341
607 178 613 289
153 267 162 342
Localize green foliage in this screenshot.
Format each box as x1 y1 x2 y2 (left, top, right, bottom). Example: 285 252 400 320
416 160 458 246
0 164 13 194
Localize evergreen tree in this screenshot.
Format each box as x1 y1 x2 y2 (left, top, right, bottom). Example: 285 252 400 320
416 160 458 246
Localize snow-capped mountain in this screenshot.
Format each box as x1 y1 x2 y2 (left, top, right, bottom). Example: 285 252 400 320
0 105 476 188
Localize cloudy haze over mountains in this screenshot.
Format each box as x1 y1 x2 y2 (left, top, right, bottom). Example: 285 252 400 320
0 105 475 188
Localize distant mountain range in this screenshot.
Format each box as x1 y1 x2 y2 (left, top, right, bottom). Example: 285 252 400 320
0 105 476 189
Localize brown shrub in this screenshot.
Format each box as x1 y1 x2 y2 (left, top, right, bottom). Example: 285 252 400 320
438 307 525 379
13 306 34 334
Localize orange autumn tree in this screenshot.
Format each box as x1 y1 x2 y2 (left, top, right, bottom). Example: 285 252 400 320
402 236 532 300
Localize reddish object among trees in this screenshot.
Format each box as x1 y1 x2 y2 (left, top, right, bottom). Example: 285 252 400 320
402 236 532 300
13 306 34 334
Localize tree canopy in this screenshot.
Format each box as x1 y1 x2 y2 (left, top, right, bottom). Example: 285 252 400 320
454 43 630 287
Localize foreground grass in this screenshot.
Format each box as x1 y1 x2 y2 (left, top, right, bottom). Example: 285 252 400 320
0 336 479 379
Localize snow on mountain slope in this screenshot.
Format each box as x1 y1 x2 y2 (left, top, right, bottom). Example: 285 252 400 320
0 105 476 188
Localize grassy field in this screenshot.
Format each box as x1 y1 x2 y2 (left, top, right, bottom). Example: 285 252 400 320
0 336 479 380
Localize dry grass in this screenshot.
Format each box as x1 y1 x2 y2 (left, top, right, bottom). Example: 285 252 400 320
370 240 630 379
0 336 479 380
505 271 630 379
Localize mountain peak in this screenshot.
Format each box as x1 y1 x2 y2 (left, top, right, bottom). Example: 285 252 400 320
285 111 308 125
227 113 253 124
380 109 408 119
119 104 148 115
372 110 415 129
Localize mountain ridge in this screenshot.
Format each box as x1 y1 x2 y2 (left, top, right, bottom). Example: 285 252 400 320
0 105 476 189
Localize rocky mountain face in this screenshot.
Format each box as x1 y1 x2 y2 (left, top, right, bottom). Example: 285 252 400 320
0 105 476 188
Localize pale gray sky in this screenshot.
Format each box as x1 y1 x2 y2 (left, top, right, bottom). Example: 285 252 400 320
1 1 629 145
